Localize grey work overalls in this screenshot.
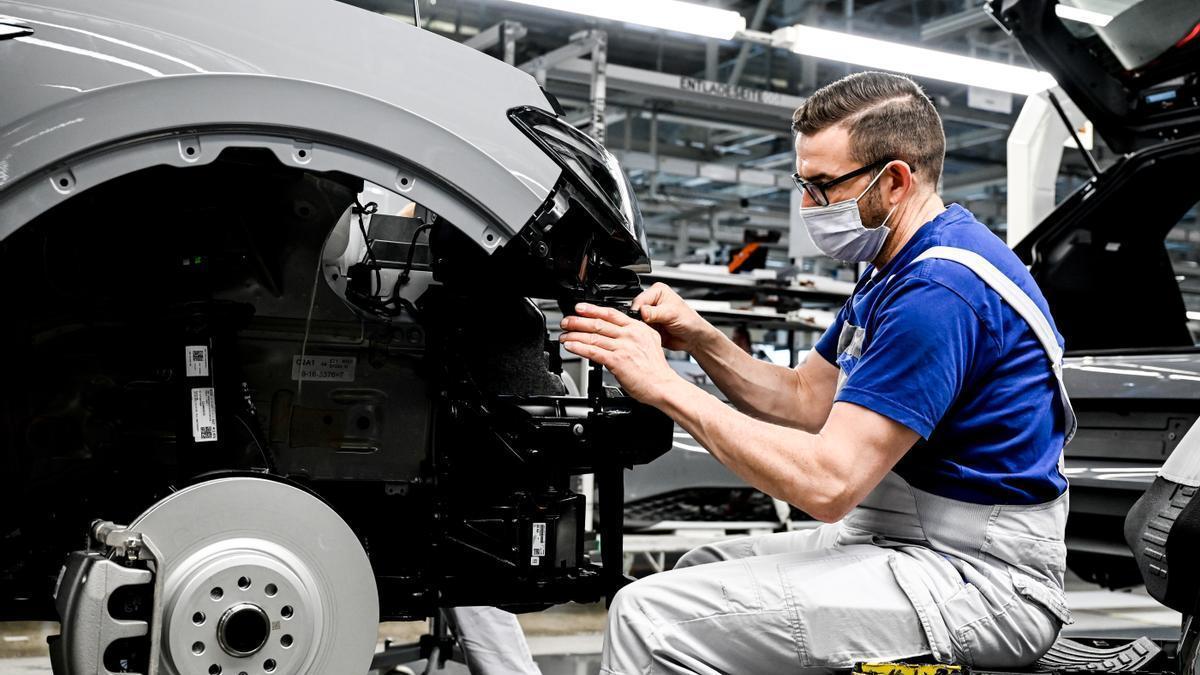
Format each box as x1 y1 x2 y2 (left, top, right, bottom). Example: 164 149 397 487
600 246 1077 675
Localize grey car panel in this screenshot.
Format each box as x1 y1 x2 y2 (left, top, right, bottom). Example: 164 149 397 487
0 75 516 249
0 0 562 242
1065 352 1200 400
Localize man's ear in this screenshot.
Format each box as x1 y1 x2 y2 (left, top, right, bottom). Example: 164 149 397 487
882 160 914 206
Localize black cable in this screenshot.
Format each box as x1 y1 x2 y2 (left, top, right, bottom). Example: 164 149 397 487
393 222 433 294
353 199 381 298
344 200 430 322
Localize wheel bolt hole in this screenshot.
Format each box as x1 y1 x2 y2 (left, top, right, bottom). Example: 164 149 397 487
280 634 293 648
211 587 224 601
264 584 278 597
192 641 205 655
209 665 222 675
264 658 277 672
281 605 294 619
193 611 206 626
238 576 251 590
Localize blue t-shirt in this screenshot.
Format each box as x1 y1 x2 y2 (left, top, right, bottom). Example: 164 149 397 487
814 204 1068 505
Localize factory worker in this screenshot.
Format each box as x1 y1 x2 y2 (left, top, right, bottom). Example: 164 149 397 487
561 71 1075 675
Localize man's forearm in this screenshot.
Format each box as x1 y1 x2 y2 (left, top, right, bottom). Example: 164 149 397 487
690 327 824 430
654 379 846 521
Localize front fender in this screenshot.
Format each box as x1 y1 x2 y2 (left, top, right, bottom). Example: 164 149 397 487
0 73 562 249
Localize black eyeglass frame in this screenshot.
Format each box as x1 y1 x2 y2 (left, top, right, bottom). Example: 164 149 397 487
791 159 910 207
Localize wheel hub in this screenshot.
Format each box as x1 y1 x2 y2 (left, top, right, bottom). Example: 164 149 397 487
217 603 271 657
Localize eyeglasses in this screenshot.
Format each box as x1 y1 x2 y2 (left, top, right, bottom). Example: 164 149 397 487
792 159 903 207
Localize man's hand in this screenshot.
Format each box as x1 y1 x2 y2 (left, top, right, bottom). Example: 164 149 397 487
560 303 684 406
631 283 714 352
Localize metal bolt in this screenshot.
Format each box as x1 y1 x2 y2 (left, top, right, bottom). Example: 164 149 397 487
572 423 585 437
534 241 550 258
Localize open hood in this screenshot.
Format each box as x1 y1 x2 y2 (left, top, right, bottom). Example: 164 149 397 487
990 0 1200 152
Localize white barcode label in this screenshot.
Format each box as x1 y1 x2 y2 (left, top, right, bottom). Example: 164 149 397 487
185 345 209 378
191 387 218 443
531 522 547 558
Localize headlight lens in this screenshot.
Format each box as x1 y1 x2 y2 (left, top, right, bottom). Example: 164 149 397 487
509 106 643 248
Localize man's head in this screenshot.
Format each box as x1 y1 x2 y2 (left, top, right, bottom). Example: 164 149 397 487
791 72 945 229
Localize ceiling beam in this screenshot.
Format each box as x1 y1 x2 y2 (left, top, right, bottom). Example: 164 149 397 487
920 4 993 42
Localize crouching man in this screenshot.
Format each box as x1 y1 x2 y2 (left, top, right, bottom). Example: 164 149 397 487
560 71 1075 674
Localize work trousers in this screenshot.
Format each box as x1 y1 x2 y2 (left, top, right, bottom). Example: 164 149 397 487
600 519 1064 675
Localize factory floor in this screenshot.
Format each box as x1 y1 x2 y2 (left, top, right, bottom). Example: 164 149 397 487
1 572 1183 675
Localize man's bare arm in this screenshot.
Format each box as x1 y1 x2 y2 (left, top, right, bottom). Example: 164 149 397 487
658 379 916 522
560 303 914 520
689 325 838 432
628 283 838 432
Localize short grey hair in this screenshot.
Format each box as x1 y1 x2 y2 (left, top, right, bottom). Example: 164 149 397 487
792 71 946 186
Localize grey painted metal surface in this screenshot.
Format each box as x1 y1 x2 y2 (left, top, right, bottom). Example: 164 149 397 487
0 0 563 245
1063 352 1200 400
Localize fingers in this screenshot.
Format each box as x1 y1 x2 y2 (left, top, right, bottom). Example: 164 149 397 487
562 340 611 366
560 315 623 338
573 302 632 327
631 283 667 312
559 331 618 351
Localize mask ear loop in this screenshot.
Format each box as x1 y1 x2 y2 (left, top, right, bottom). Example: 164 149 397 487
853 165 889 203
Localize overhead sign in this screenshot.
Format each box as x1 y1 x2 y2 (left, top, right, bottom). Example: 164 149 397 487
967 86 1014 115
679 76 788 106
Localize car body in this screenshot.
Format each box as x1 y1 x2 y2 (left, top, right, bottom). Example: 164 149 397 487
0 2 671 670
992 0 1200 587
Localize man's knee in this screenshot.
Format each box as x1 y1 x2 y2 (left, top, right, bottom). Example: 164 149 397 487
674 544 719 569
603 579 661 672
674 536 753 569
608 573 669 626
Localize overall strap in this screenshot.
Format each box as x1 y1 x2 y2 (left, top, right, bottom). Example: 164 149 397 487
912 246 1077 445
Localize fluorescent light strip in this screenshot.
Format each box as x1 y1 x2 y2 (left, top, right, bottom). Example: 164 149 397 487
776 24 1057 96
1054 4 1114 27
500 0 747 40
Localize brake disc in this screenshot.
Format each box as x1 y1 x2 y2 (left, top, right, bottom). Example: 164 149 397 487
129 476 378 675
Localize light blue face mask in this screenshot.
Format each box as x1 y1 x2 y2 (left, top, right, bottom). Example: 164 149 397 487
798 169 899 263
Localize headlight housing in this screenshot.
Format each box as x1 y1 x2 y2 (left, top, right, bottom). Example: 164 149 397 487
508 106 648 267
